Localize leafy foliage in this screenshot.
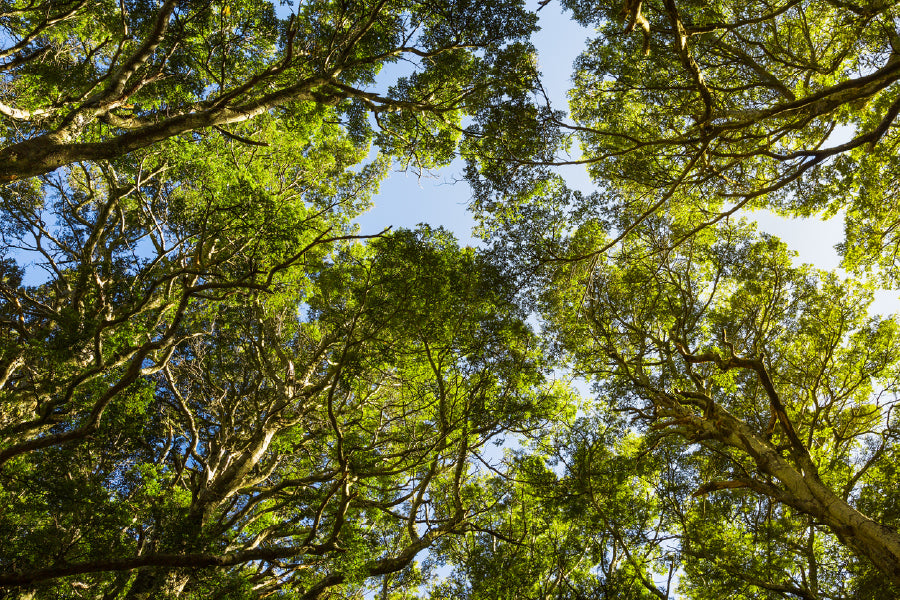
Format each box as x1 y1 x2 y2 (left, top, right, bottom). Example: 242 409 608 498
2 0 900 598
541 217 900 598
0 0 540 181
468 0 900 283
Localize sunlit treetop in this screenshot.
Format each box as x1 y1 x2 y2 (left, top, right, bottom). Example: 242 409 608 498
467 0 900 283
0 0 540 181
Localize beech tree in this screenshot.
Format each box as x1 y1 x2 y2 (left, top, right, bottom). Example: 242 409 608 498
0 0 539 181
0 0 562 592
468 0 900 282
458 0 900 595
0 200 568 598
0 95 572 596
0 112 381 468
538 217 900 598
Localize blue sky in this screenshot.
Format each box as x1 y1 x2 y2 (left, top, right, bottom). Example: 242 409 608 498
354 1 593 245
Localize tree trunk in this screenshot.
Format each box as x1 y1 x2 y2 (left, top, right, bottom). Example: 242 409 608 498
664 395 900 584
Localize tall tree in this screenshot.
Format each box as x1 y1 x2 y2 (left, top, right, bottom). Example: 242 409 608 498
5 1 900 598
539 216 900 597
467 0 900 282
0 0 539 181
0 219 569 597
0 80 564 596
0 112 380 467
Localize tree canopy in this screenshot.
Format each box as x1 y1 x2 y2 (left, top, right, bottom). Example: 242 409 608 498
0 0 538 180
540 218 900 597
469 0 900 283
1 0 899 598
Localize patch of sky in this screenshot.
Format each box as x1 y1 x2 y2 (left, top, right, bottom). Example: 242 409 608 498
354 0 593 244
749 208 898 316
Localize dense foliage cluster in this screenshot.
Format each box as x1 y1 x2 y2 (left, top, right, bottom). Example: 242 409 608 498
1 0 899 598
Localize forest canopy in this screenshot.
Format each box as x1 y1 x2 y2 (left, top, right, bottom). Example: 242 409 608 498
1 0 899 599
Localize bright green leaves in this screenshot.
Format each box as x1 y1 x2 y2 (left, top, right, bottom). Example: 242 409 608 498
833 118 900 285
0 0 544 182
0 102 386 490
0 218 568 596
4 0 900 597
564 0 900 192
314 227 563 441
431 406 673 599
156 111 387 293
463 0 900 285
537 214 900 597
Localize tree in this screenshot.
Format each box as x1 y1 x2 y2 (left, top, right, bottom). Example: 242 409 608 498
0 111 381 468
428 412 678 600
0 0 565 592
467 0 900 282
5 1 900 597
0 82 569 596
539 216 900 597
0 219 569 598
0 0 539 181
